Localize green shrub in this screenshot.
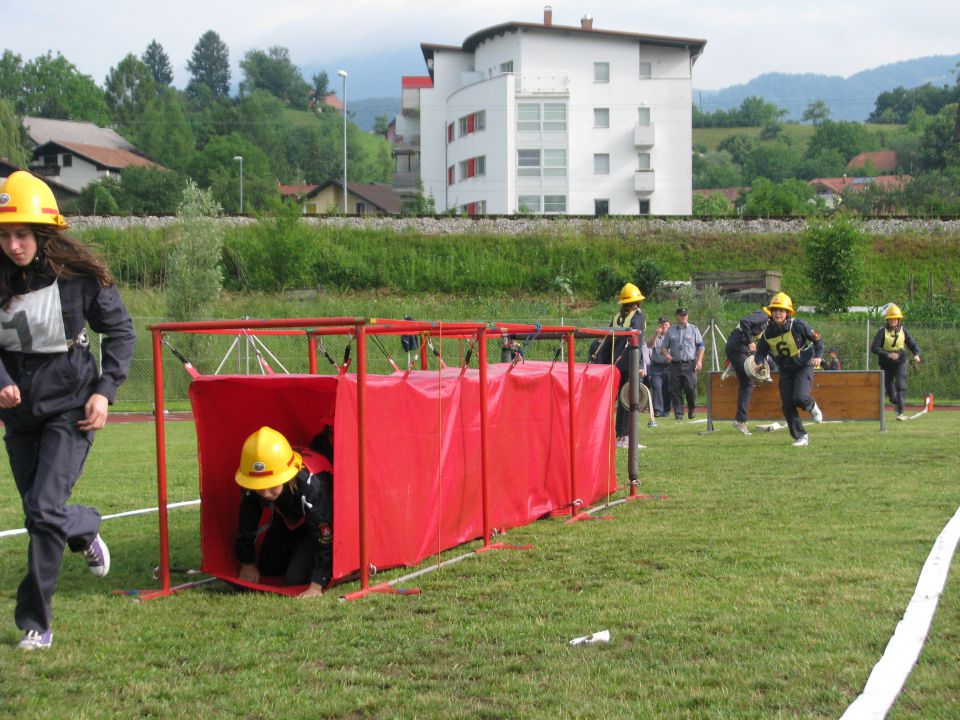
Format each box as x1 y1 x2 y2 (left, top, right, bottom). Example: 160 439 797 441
802 214 867 312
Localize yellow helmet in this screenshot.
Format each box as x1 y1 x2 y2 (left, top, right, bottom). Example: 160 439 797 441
0 171 69 229
767 292 795 316
618 282 645 304
884 304 903 321
235 426 303 490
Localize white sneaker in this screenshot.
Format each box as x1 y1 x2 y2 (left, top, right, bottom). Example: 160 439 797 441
720 364 735 381
636 444 647 450
896 414 908 421
732 421 751 436
810 404 823 423
791 435 809 447
19 628 53 650
615 437 629 449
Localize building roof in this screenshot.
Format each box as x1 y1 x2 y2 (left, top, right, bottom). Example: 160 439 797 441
22 116 135 150
402 76 434 89
323 94 343 111
847 150 898 173
422 18 706 75
809 175 911 194
304 180 403 214
278 183 319 199
33 140 160 171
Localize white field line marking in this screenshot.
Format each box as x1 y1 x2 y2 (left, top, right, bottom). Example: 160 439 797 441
840 504 960 720
0 499 200 539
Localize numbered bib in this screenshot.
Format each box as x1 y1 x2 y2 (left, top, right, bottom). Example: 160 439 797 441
0 281 68 353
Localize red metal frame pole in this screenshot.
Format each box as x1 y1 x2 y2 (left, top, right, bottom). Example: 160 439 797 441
477 328 491 545
628 332 640 498
308 333 318 374
151 329 171 594
356 324 369 589
566 330 578 518
419 335 428 370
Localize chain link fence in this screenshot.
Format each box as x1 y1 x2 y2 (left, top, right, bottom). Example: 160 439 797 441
91 316 956 406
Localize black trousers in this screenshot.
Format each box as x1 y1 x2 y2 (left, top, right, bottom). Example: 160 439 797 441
727 350 753 422
779 367 816 440
257 522 322 586
881 363 908 414
648 365 669 416
6 407 98 633
668 361 697 416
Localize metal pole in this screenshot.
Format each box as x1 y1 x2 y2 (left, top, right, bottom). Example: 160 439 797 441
337 69 348 214
477 328 492 546
866 317 871 370
233 155 243 214
628 333 640 495
151 330 171 595
308 333 318 374
566 331 579 517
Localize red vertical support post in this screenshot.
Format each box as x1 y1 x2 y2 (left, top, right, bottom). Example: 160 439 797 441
477 328 492 545
628 332 640 497
566 330 578 518
151 329 171 594
420 335 429 370
356 324 369 589
308 332 318 374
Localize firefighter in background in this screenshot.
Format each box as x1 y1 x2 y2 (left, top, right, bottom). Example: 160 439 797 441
751 292 824 447
591 283 646 449
0 172 135 651
871 304 921 420
235 426 334 598
725 308 770 435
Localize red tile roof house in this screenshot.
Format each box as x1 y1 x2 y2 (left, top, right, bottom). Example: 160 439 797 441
280 180 403 215
808 174 911 208
29 140 162 193
847 150 899 174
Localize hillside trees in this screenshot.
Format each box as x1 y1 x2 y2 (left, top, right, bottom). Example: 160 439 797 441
1 51 109 124
0 98 31 167
142 40 174 87
130 88 196 172
105 54 157 125
240 47 311 110
187 30 231 101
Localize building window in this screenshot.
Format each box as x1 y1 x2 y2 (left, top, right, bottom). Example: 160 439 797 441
594 199 609 216
543 103 566 132
459 155 486 180
543 195 566 213
638 153 651 171
638 200 651 215
594 62 610 83
500 60 514 74
594 154 610 174
356 201 367 215
476 110 485 131
463 200 487 216
517 195 541 213
44 154 57 166
517 149 541 176
447 123 454 143
61 154 72 167
459 117 468 136
594 108 610 128
637 107 651 127
639 61 652 79
517 103 540 132
457 110 486 138
543 149 566 177
448 166 455 186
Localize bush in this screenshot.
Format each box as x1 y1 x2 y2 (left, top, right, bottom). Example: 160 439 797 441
593 266 623 301
633 257 667 300
802 214 866 312
166 181 224 321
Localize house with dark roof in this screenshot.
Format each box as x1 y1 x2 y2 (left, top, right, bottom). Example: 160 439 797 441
21 116 135 151
282 180 403 215
29 140 161 193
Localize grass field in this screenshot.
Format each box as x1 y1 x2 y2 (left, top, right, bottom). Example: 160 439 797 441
693 123 897 154
0 411 958 718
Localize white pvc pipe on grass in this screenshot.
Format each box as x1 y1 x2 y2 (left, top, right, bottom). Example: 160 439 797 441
0 499 200 539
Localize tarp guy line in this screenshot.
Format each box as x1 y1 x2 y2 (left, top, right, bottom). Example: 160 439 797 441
840 503 960 720
0 499 201 539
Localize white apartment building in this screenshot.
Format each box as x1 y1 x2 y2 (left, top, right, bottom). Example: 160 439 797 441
398 9 706 216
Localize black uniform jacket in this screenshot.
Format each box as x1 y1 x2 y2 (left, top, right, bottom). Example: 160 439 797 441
235 467 334 585
0 269 135 424
754 317 823 373
871 326 920 368
726 311 769 355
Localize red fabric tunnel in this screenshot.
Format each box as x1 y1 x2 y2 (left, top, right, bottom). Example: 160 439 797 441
190 361 618 595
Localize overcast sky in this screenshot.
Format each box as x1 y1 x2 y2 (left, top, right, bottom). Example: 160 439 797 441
7 0 959 95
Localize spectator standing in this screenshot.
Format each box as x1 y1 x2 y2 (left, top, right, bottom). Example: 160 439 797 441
821 348 842 371
752 292 824 447
725 309 770 435
646 316 671 417
661 308 705 420
870 304 921 420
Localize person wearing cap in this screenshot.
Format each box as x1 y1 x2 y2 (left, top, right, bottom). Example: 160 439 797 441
870 303 921 420
0 172 135 650
234 426 334 598
591 283 647 448
646 315 671 417
661 308 705 420
751 292 824 447
821 348 842 371
725 309 771 435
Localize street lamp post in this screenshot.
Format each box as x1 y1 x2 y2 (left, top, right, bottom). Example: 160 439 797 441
233 155 244 214
337 69 348 214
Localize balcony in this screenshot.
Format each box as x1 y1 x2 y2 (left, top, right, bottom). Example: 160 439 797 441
514 72 569 96
634 170 655 193
392 134 421 154
401 88 421 117
634 123 655 147
392 170 419 192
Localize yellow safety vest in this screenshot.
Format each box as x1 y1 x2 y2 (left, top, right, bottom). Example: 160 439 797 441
612 309 638 329
767 321 801 360
882 328 906 352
